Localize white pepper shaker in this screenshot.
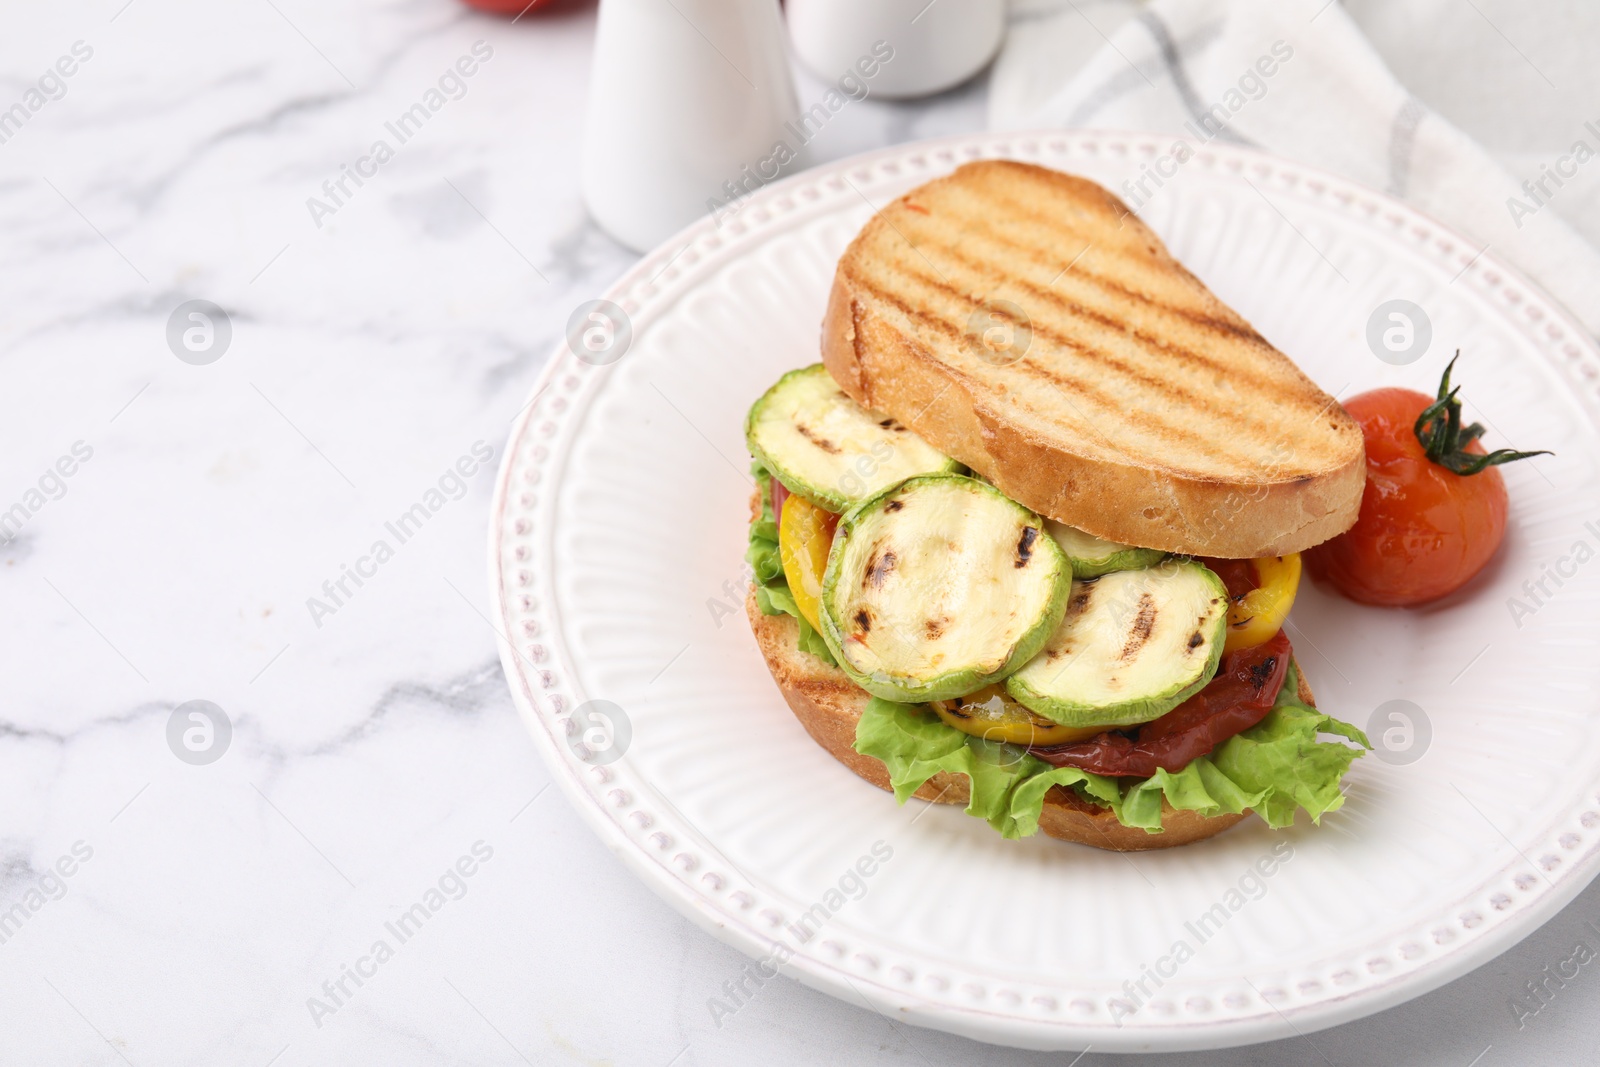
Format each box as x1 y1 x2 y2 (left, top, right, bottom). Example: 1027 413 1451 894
785 0 1005 100
582 0 800 252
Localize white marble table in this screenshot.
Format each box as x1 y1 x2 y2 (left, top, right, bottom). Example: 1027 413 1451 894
2 1 1597 1063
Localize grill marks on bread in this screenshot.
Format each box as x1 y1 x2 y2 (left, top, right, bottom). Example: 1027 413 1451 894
840 161 1355 476
911 235 1320 431
949 186 1270 345
840 270 1234 465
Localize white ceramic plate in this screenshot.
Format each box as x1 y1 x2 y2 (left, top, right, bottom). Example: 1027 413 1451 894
490 132 1600 1052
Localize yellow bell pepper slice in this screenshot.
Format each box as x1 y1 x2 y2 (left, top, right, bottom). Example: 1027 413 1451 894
932 686 1107 747
1223 553 1302 653
778 492 836 633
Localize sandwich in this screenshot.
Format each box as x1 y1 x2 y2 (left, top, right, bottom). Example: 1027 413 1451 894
743 160 1371 851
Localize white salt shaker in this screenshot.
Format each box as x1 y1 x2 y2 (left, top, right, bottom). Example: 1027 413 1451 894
582 0 800 252
785 0 1005 100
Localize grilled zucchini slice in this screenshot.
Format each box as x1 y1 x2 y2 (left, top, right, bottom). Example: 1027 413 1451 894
1005 559 1228 729
745 364 958 512
820 474 1070 703
1048 521 1166 578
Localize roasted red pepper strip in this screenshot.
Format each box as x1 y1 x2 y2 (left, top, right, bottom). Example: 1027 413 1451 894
769 477 789 526
1201 556 1259 602
1027 631 1293 777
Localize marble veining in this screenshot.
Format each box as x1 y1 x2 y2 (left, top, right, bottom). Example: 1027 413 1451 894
5 1 1600 1064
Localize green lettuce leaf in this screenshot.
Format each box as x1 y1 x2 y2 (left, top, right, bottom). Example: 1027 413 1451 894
1209 669 1370 828
747 460 837 666
854 695 1057 835
854 661 1369 840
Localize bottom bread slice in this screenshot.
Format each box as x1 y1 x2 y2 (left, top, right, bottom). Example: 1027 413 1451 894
746 592 1317 852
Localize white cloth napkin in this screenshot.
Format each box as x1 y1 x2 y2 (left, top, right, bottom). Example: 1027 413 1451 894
989 0 1600 337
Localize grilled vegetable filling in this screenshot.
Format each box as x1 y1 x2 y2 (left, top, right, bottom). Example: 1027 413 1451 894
932 686 1105 746
745 364 958 512
820 474 1070 703
747 462 837 665
855 656 1369 840
1028 631 1292 777
741 364 1369 840
1047 521 1166 578
777 491 837 633
1005 560 1228 729
1203 553 1302 653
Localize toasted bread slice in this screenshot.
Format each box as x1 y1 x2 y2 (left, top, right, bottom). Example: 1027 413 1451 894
821 160 1365 558
745 593 1329 851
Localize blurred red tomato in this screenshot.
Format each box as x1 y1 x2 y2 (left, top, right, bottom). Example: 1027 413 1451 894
459 0 566 15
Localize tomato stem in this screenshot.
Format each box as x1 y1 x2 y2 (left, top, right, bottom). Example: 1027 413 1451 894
1412 351 1551 475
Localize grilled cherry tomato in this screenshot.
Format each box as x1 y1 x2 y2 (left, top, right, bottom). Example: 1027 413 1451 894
1029 631 1292 777
932 686 1105 747
1306 354 1548 607
459 0 563 14
1203 554 1301 652
777 489 836 632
